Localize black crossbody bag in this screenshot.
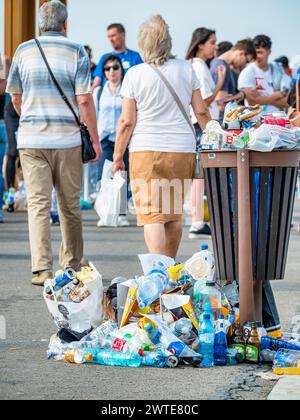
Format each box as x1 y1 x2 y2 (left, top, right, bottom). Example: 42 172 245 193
35 39 96 163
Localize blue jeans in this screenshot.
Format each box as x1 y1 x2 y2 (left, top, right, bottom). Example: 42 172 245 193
97 138 131 208
0 121 7 208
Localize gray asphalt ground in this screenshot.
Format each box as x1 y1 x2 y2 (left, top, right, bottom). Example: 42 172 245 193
0 202 299 401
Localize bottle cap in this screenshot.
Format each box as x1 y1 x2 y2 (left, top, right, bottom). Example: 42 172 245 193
204 314 211 320
201 244 209 251
219 315 225 320
45 287 53 295
144 323 152 331
138 349 144 357
206 281 215 287
204 303 212 312
85 353 93 362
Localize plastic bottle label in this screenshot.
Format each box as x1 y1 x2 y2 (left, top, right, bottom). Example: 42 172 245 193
230 344 245 357
245 345 259 362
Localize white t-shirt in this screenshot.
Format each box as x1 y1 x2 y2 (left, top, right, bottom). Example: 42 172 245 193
120 59 200 153
191 58 219 121
238 62 279 114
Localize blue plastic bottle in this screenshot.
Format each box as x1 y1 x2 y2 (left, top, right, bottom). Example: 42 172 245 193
81 349 142 367
199 314 215 368
137 269 168 309
214 315 228 366
144 323 162 345
199 303 214 324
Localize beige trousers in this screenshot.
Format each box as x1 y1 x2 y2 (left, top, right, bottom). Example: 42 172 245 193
20 147 83 273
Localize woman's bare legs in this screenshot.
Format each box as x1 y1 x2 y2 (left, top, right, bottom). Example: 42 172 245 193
191 179 205 226
144 224 166 256
144 221 183 259
165 221 183 259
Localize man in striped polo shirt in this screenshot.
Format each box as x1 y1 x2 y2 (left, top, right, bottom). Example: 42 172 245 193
6 0 101 286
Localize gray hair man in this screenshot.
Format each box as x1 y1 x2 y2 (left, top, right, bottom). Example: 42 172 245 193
6 0 101 286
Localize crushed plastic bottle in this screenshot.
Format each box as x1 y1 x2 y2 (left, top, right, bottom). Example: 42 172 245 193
144 323 162 345
142 351 179 368
171 318 197 344
137 269 168 309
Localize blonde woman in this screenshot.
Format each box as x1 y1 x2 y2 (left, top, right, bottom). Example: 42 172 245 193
113 15 211 259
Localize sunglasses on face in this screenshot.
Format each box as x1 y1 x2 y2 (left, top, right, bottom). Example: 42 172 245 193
104 64 121 72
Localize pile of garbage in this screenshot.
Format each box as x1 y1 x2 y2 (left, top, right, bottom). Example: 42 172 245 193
44 247 300 371
201 103 300 152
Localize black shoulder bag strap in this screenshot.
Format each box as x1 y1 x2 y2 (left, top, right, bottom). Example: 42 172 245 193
35 38 81 127
35 38 96 163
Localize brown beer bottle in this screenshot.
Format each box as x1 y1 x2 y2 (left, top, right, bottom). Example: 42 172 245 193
229 326 245 360
227 311 236 346
245 326 260 364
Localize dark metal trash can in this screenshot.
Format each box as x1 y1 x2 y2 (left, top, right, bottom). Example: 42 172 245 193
201 150 300 324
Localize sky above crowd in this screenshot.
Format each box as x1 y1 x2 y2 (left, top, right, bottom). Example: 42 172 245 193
67 0 300 63
0 0 299 64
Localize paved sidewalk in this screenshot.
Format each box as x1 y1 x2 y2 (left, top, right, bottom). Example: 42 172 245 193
0 202 299 400
268 377 300 400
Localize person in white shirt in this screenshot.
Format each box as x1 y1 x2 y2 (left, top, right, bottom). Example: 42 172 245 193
238 35 289 114
112 15 211 259
186 27 226 239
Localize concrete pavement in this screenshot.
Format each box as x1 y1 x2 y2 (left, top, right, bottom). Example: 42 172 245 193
0 202 299 400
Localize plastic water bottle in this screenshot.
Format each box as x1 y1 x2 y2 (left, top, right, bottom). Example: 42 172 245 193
144 323 162 345
83 321 118 342
137 269 168 309
171 318 197 344
66 349 142 367
196 280 221 320
199 303 214 324
260 336 300 352
122 333 151 352
199 314 215 367
214 315 228 366
112 338 144 356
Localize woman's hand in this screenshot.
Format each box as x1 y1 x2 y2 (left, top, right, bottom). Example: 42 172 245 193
112 159 125 176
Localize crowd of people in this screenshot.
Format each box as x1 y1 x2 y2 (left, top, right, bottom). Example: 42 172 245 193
0 0 299 285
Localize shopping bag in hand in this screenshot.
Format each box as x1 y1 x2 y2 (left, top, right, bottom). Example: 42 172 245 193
94 169 125 227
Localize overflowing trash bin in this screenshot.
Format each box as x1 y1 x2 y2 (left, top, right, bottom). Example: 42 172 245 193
43 104 300 372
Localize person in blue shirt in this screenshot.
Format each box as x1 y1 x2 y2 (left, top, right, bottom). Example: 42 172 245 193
93 55 130 228
92 23 143 90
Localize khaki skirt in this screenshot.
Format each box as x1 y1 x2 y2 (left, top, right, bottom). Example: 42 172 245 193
129 151 195 226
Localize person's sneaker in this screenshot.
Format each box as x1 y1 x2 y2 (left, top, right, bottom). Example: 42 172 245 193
189 223 211 239
117 216 130 227
97 219 106 228
0 210 4 223
32 271 53 287
127 197 136 215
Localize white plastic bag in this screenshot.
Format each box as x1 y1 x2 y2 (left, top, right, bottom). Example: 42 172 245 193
248 124 299 152
44 263 104 334
94 166 125 227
